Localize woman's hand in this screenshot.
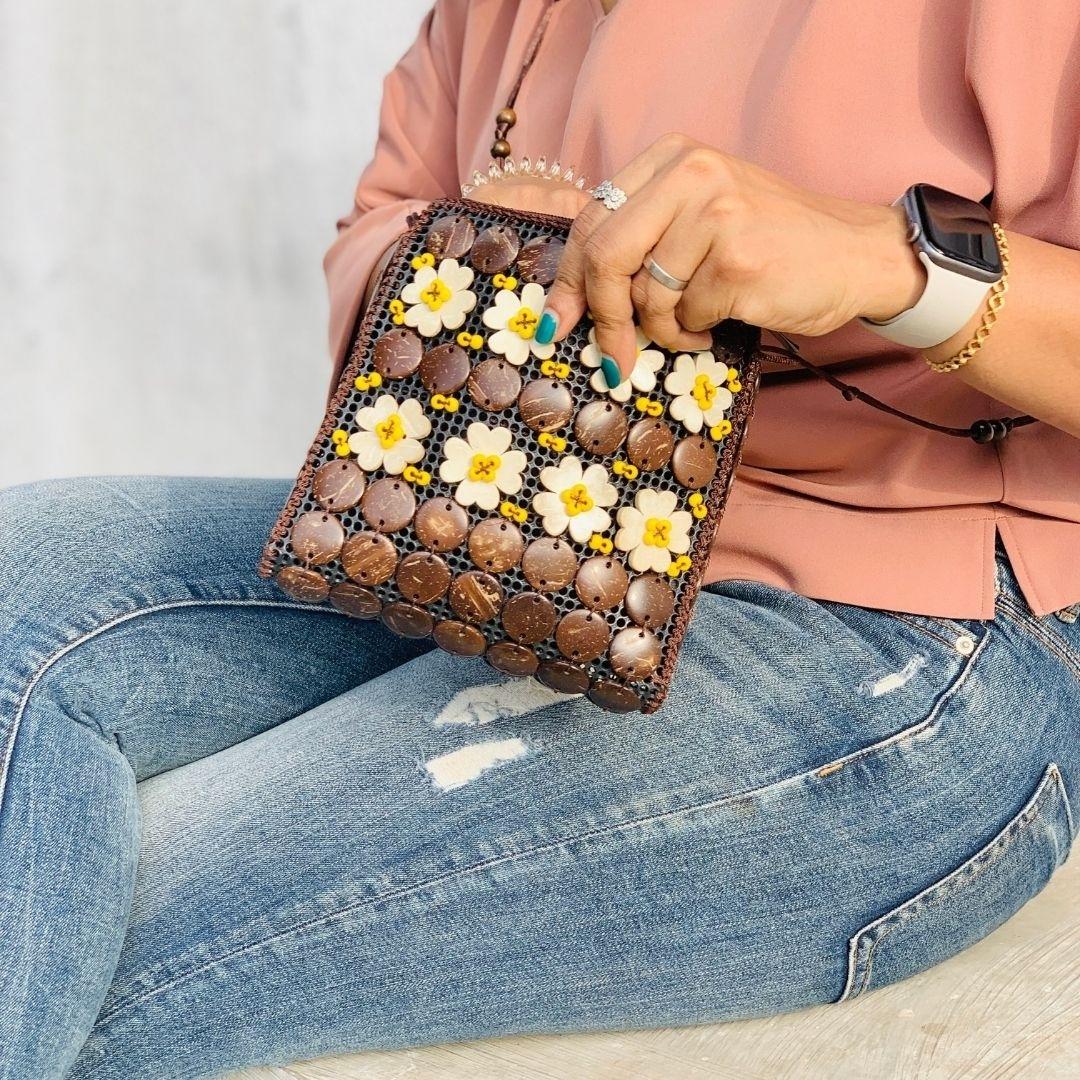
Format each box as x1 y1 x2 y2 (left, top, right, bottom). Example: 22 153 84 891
539 133 924 382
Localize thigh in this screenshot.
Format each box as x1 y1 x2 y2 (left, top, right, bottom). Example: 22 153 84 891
71 579 1078 1078
0 476 430 782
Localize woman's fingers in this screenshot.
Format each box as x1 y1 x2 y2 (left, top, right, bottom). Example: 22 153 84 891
630 268 713 353
538 137 694 380
581 229 641 380
540 136 730 380
629 219 714 352
576 175 718 376
544 195 666 381
535 197 609 355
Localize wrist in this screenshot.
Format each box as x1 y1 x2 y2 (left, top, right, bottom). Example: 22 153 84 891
462 156 590 198
856 204 926 323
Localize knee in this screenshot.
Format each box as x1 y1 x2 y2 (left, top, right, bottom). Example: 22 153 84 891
0 480 163 741
1 476 114 579
0 477 147 633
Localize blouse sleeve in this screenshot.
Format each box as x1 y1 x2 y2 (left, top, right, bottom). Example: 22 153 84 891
323 2 465 377
966 1 1080 248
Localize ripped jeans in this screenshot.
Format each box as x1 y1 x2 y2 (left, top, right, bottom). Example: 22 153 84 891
1 477 1077 1080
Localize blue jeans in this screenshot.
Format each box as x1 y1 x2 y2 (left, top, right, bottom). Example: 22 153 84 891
1 476 1077 1080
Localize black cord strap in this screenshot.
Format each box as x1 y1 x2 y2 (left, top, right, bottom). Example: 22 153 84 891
761 333 1037 443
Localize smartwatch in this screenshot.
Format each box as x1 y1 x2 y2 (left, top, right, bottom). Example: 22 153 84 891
859 183 1003 349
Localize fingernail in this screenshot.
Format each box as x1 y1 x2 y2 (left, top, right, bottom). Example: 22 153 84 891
600 355 622 389
535 310 558 345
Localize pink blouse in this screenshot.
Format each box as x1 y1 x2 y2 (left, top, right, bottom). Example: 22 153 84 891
324 0 1080 619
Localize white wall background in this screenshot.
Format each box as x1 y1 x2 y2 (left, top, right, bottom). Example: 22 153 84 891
0 0 432 488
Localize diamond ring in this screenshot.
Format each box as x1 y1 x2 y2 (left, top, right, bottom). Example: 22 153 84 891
590 179 628 212
643 253 690 292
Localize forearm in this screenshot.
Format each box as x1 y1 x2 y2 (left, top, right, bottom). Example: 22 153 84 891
538 135 1080 435
323 232 407 407
323 0 464 384
920 231 1080 438
324 200 427 390
360 238 400 317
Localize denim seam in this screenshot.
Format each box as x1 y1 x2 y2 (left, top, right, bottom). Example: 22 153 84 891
95 630 988 1029
0 599 350 822
814 595 981 654
881 612 970 653
857 763 1070 997
842 762 1071 1001
995 595 1080 683
857 766 1058 996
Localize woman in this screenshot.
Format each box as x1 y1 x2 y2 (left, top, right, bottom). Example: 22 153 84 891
2 1 1078 1076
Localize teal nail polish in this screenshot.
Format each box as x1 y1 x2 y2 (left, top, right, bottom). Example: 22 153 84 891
535 310 558 345
600 355 622 389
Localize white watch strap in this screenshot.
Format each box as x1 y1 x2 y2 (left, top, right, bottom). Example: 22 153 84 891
858 250 991 349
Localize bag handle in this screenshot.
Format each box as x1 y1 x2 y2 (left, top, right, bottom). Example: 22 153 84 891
760 332 1037 443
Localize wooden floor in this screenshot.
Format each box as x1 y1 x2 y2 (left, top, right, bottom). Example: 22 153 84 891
233 852 1079 1080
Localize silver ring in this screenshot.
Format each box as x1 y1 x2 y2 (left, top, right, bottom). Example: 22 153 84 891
643 253 690 292
590 179 628 212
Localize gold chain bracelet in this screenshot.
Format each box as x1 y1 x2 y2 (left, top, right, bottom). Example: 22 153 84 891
925 223 1010 373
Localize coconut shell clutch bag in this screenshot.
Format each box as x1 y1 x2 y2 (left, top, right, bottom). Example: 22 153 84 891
260 199 759 713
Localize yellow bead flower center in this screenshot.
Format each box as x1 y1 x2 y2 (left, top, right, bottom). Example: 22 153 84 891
643 517 672 547
420 277 452 311
375 413 405 449
467 453 501 483
692 372 718 409
560 482 595 517
507 305 539 339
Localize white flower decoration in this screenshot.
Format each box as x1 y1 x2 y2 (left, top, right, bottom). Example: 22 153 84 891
401 258 477 337
481 281 556 365
532 456 618 544
580 326 666 401
663 350 734 433
614 488 693 573
439 422 527 510
347 394 431 474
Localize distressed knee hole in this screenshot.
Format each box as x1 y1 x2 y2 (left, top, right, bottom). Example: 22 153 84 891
422 737 532 791
859 655 927 698
433 681 578 728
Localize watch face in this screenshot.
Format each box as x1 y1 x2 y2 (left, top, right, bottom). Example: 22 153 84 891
912 184 1002 277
